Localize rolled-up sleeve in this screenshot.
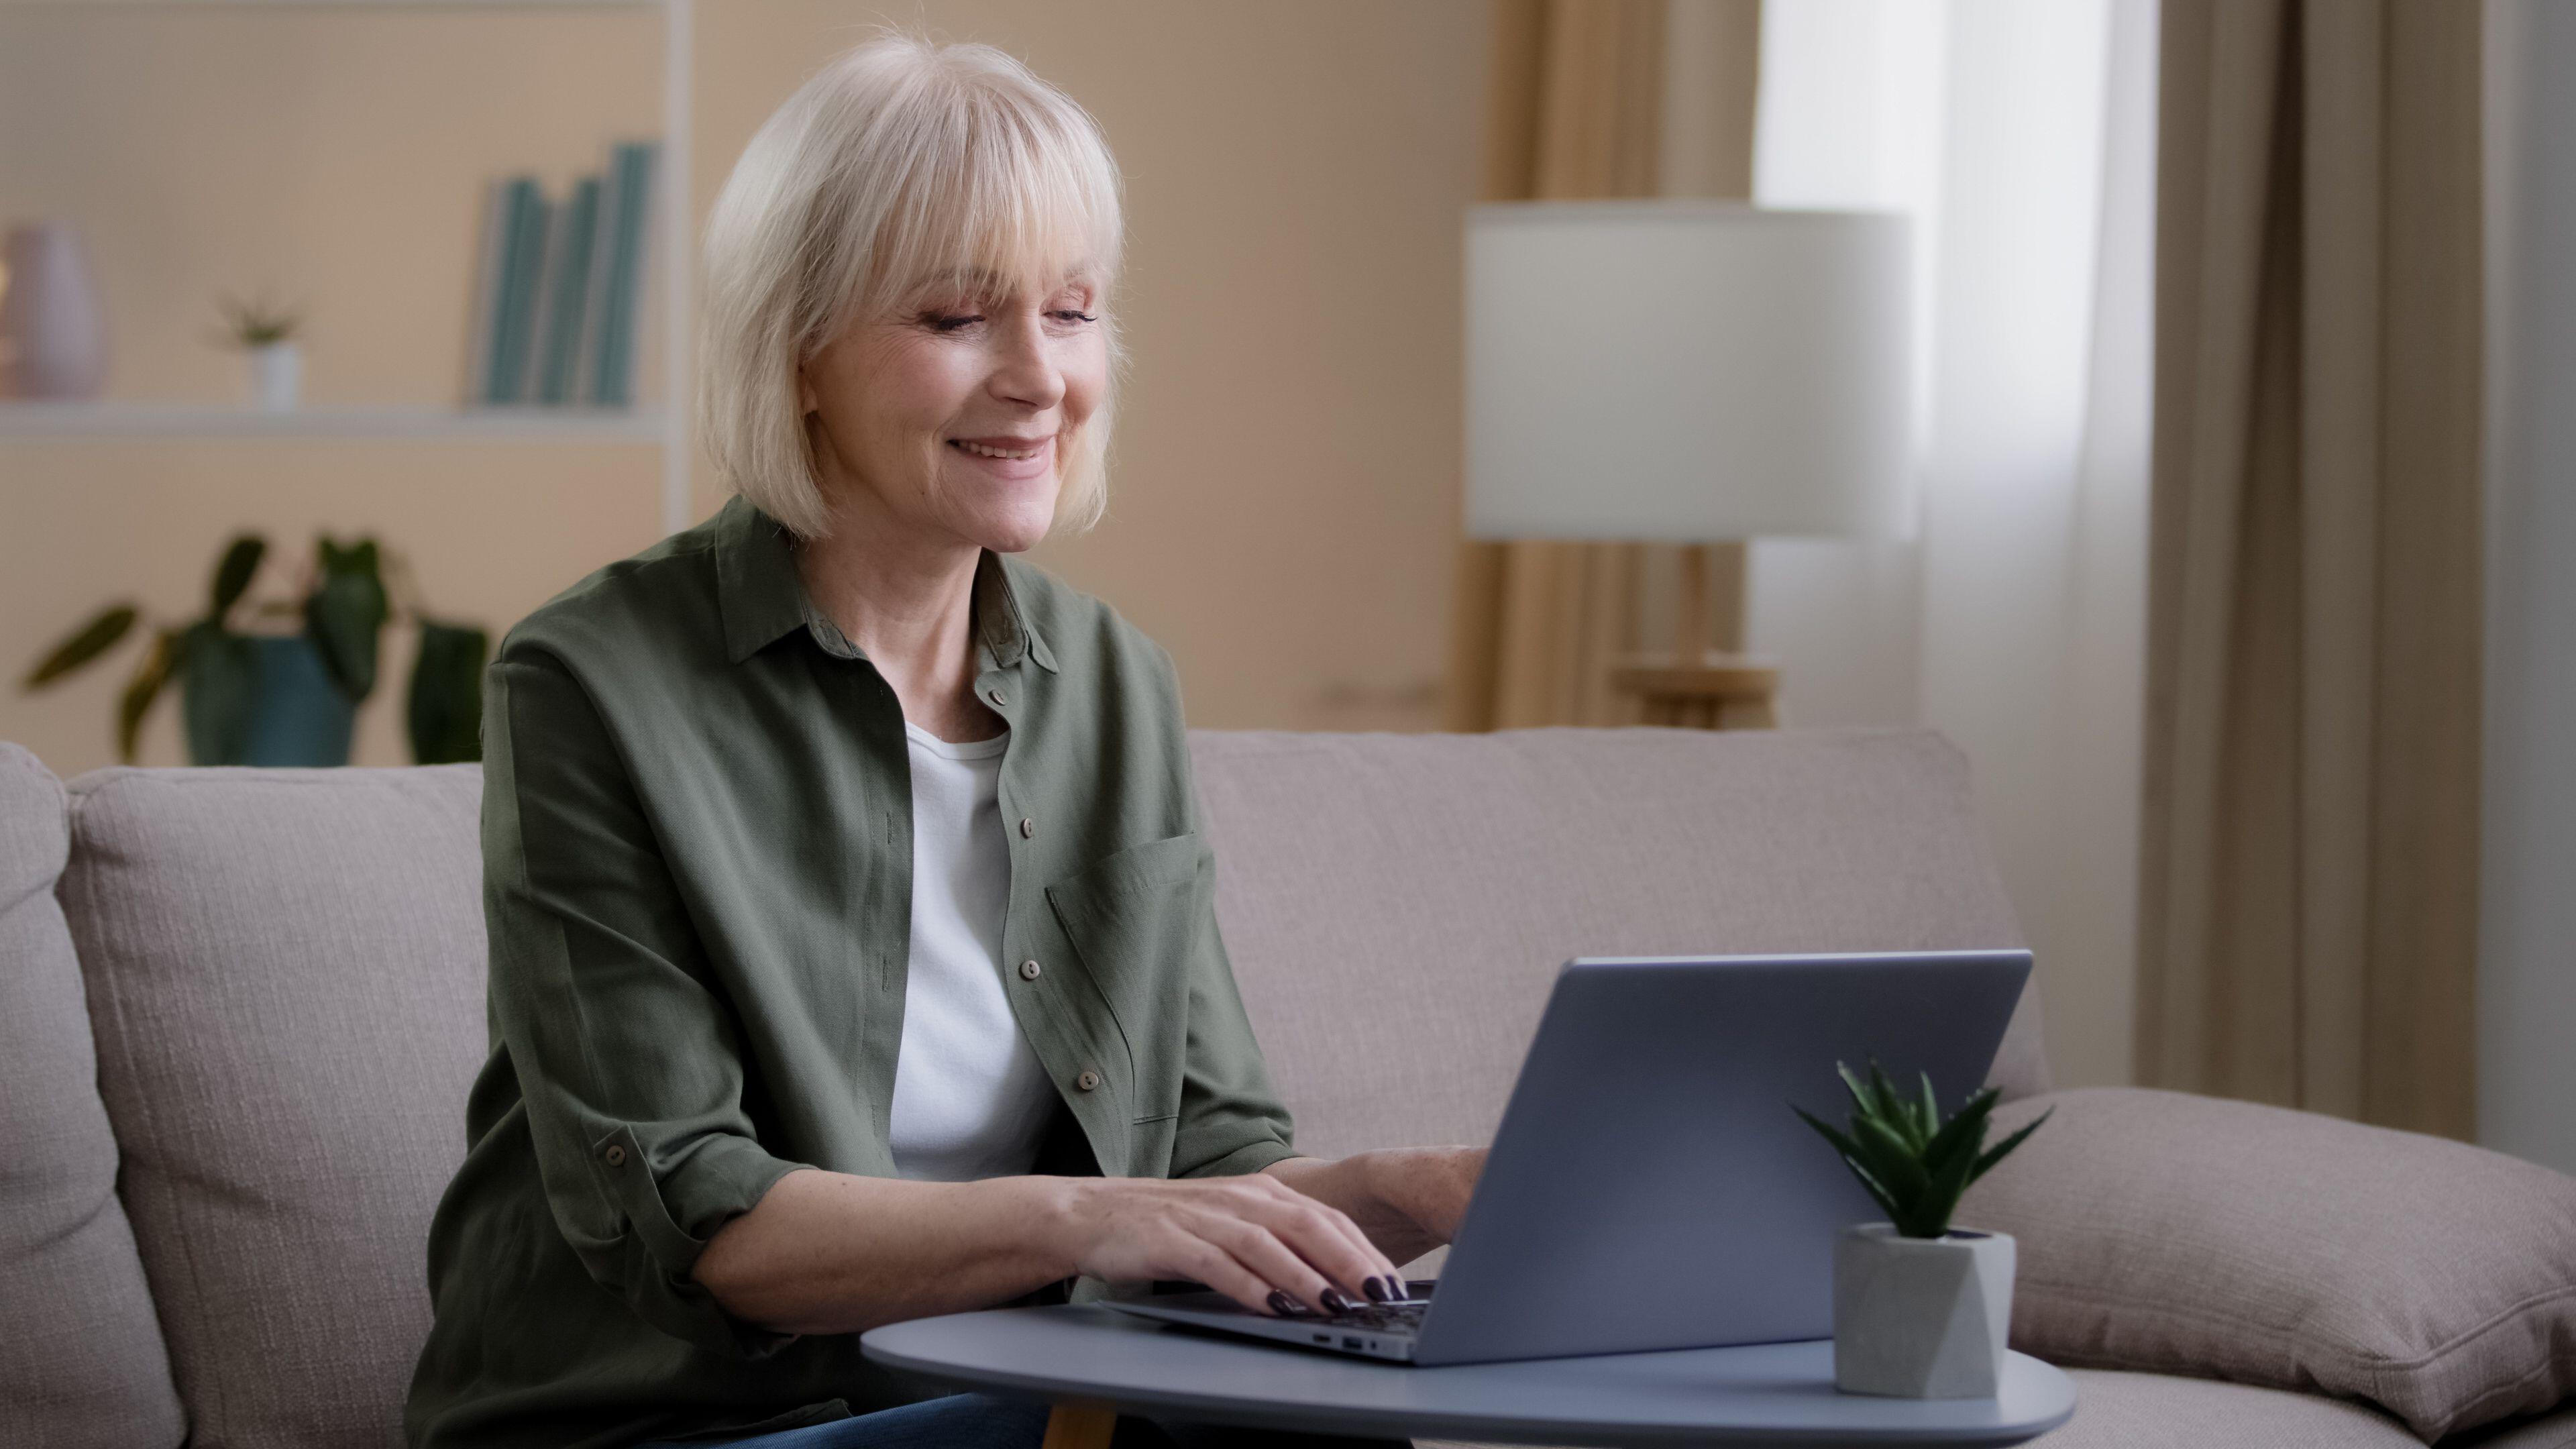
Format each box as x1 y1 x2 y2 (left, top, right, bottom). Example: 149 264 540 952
480 643 811 1358
1171 895 1301 1180
1165 704 1299 1181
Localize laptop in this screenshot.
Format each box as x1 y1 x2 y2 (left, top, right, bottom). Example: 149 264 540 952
1105 949 2031 1365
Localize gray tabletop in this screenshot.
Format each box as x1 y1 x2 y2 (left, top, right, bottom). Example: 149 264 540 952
861 1305 2077 1448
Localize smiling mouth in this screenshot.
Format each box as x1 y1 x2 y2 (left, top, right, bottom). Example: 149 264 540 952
951 439 1047 461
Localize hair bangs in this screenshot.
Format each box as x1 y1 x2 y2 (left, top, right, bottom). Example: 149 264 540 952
853 66 1122 325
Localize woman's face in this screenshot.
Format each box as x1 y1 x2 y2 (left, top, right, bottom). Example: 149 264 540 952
798 268 1108 555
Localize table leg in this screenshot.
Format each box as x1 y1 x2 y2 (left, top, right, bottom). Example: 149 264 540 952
1042 1401 1118 1449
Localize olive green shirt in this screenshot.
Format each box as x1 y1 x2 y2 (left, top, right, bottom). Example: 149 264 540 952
403 494 1298 1449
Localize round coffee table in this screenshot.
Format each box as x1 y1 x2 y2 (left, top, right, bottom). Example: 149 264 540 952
862 1303 2078 1448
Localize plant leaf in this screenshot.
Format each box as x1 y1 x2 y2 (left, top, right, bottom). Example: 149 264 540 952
1864 1061 1920 1149
1793 1105 1870 1166
1849 1113 1931 1205
1845 1159 1907 1226
1970 1106 2056 1184
1909 1113 1984 1237
208 534 265 621
1837 1062 1880 1120
1795 1106 1907 1226
406 620 488 764
23 604 138 688
115 629 177 763
305 537 389 701
178 623 258 765
1920 1085 2000 1181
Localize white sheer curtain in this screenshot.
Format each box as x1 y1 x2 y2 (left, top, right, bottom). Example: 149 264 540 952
1744 0 2158 1087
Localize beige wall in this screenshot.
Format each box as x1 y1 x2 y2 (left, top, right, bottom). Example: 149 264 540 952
700 3 1485 731
0 3 2145 1097
0 1 1484 777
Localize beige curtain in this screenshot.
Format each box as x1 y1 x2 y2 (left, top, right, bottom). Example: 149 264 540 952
1442 0 1762 731
2138 0 2483 1138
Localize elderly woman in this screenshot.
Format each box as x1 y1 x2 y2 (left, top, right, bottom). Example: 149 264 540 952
403 32 1482 1449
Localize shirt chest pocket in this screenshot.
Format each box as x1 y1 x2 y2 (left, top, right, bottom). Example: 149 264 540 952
1044 831 1205 1136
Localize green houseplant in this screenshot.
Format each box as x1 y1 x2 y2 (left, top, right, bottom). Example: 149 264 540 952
20 532 488 767
1796 1062 2053 1400
1795 1063 2051 1240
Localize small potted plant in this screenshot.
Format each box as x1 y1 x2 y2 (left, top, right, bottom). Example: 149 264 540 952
20 531 488 767
209 288 305 411
1795 1062 2052 1399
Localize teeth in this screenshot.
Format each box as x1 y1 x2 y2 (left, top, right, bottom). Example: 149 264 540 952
955 439 1041 460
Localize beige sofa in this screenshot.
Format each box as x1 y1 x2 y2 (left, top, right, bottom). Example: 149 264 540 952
4 727 2571 1449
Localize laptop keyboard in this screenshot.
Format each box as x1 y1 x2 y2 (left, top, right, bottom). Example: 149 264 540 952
1318 1299 1427 1334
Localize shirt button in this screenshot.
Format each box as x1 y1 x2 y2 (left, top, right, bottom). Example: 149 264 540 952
1076 1069 1102 1093
603 1144 627 1167
987 688 1008 707
1019 959 1043 981
1019 817 1036 839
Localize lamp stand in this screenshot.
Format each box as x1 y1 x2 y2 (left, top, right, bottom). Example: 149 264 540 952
1610 541 1780 729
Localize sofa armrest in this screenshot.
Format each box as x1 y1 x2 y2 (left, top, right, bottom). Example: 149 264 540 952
1955 1087 2576 1441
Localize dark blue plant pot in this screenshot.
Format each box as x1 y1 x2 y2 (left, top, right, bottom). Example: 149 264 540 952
241 635 355 767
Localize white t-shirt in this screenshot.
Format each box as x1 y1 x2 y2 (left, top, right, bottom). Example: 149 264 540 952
885 720 1058 1181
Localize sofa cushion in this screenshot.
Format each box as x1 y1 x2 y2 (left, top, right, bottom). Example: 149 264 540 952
1418 1368 2453 1449
1189 727 2047 1175
2033 1369 2429 1448
0 743 185 1449
57 763 487 1449
1961 1087 2576 1440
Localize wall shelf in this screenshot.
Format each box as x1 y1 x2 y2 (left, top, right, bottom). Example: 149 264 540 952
0 400 667 441
0 2 656 11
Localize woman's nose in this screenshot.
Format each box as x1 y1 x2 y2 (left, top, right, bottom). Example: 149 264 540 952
987 314 1066 410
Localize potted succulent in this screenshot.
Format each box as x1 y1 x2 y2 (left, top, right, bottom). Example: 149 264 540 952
1795 1062 2053 1399
209 289 305 411
20 531 489 767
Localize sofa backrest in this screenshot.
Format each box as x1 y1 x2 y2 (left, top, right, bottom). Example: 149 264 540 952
1189 727 2047 1165
0 743 185 1449
54 763 486 1449
13 724 2041 1448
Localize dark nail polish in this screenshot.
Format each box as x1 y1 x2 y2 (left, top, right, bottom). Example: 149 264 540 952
1363 1276 1391 1303
1320 1287 1356 1314
1267 1289 1306 1316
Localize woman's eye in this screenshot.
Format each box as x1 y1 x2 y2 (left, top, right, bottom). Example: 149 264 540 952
928 313 983 332
1052 310 1099 325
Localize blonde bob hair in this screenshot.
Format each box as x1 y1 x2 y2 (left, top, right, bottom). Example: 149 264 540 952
698 32 1126 542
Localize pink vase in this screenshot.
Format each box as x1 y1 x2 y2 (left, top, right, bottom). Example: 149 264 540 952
0 219 110 400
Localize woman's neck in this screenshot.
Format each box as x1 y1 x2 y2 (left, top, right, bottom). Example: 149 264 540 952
794 497 1000 744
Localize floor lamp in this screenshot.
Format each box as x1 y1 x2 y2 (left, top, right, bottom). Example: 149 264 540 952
1463 202 1913 728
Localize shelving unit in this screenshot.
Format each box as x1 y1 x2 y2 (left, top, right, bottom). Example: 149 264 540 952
0 0 700 533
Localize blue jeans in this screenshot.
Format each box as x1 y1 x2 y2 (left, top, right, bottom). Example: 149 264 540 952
637 1393 1048 1448
637 1393 1411 1448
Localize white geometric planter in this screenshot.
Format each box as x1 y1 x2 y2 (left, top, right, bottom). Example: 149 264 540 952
1832 1222 2016 1398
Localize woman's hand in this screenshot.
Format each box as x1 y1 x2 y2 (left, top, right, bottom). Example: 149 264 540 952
1263 1146 1487 1273
1049 1173 1405 1318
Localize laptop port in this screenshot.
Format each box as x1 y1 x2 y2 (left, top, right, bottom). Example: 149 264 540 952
1342 1336 1364 1350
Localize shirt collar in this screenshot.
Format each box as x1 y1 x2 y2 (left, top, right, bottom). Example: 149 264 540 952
713 493 1056 672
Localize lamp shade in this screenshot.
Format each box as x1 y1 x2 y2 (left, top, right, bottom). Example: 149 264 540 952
1464 201 1912 541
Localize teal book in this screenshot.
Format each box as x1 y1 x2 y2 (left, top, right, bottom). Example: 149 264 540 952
487 176 551 405
534 174 602 405
462 177 512 405
584 139 658 408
